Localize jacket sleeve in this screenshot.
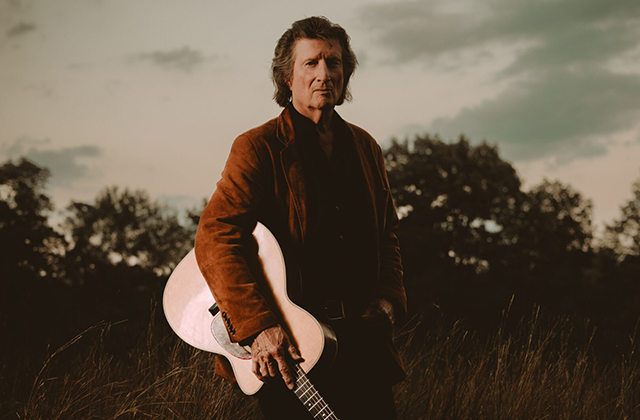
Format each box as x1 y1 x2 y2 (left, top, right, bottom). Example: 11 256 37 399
373 142 408 320
194 134 279 343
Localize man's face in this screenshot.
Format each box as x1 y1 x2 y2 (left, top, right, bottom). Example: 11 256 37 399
288 38 344 115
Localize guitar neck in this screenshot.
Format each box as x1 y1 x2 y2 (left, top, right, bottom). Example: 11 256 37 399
292 364 339 419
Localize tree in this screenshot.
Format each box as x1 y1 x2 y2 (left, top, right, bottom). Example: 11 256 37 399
384 135 595 322
604 178 640 260
0 158 67 358
0 158 64 280
60 186 198 329
64 186 196 280
508 179 594 312
385 135 526 319
595 177 640 334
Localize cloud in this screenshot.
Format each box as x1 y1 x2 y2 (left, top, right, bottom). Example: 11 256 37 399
132 46 215 73
2 0 30 15
5 21 36 38
23 82 54 98
360 0 640 163
431 69 640 163
2 138 102 188
361 0 640 68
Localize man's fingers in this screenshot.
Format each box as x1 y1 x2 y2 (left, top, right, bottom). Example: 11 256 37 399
251 358 258 376
252 358 266 382
288 344 304 362
258 356 269 379
249 325 302 387
266 358 277 377
363 298 395 326
362 307 380 320
274 355 295 390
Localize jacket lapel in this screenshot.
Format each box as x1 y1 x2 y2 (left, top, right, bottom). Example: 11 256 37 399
277 107 308 245
350 125 385 252
351 125 382 212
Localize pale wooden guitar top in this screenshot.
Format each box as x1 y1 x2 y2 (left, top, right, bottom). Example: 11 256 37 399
163 222 335 396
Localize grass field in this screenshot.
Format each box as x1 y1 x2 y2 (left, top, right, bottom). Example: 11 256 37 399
3 306 640 419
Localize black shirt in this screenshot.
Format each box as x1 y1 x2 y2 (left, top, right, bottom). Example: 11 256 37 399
289 104 377 320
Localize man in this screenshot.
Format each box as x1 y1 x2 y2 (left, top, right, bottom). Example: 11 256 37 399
195 16 406 419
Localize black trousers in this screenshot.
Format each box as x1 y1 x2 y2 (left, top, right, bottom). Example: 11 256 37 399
257 319 399 420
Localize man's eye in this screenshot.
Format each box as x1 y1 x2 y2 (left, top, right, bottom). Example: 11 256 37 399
306 61 317 66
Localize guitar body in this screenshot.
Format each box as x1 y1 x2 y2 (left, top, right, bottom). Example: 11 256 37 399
163 222 337 396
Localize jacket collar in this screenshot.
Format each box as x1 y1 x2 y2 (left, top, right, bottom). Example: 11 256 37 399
276 104 352 146
277 106 307 244
276 105 297 146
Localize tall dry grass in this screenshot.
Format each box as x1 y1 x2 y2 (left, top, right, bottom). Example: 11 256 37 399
4 306 640 419
394 307 640 419
4 311 261 420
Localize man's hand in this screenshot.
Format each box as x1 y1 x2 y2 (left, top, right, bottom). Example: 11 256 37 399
362 298 396 327
250 324 303 390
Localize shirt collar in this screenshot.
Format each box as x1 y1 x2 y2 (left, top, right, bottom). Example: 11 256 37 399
287 102 349 141
288 102 317 140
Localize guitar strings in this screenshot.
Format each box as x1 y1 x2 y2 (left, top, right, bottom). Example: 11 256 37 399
292 364 339 419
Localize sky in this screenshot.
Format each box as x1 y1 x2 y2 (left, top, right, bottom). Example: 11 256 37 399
2 0 640 234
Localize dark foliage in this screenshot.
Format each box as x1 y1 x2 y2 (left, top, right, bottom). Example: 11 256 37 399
0 161 201 413
384 135 631 343
603 179 640 260
0 158 64 282
385 136 527 321
0 142 639 416
0 159 67 362
64 186 195 279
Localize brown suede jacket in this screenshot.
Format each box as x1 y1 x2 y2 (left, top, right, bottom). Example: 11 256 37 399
194 106 406 381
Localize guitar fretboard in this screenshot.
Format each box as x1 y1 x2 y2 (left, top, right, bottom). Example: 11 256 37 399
292 364 339 419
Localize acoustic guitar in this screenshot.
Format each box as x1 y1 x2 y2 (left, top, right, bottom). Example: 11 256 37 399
163 222 341 419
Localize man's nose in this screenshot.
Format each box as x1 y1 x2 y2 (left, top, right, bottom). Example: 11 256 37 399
315 60 331 82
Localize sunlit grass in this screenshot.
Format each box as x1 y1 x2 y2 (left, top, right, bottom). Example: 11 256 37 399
4 306 640 419
8 314 260 420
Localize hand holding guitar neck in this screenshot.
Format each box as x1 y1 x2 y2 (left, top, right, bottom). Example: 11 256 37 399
163 223 340 418
251 324 304 390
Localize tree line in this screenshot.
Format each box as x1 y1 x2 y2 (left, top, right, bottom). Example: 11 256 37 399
386 135 640 348
1 135 639 362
